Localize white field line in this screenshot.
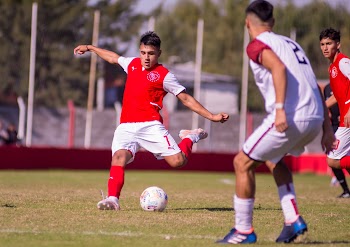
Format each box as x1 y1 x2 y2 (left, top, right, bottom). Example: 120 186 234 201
219 178 234 185
0 229 218 240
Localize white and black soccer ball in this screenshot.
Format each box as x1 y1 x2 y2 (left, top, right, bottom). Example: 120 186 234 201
140 186 168 212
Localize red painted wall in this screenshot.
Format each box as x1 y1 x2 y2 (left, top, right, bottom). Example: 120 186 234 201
0 146 342 176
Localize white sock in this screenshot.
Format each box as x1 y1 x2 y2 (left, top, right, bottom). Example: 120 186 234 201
278 183 299 223
108 196 119 203
234 195 254 232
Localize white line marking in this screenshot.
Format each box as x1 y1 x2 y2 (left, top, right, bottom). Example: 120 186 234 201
220 178 234 185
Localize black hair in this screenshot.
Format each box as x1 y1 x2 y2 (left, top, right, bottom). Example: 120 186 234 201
319 28 340 42
246 0 274 22
140 31 161 49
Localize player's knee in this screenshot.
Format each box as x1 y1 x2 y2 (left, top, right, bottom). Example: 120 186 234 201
327 157 341 169
233 152 254 173
167 154 186 168
111 151 131 166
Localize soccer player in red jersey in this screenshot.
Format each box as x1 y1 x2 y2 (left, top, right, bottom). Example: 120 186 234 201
320 28 350 195
217 0 335 244
74 31 229 210
323 83 350 198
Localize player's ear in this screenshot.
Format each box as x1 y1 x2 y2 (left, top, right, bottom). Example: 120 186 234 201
158 49 162 57
337 42 341 51
245 18 250 30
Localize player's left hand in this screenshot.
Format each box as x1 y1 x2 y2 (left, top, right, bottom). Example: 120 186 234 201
275 109 288 132
212 113 229 123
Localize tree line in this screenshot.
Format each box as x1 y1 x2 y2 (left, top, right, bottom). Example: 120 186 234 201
0 0 349 112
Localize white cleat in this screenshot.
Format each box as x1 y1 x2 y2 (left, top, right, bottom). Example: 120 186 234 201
179 128 208 143
97 197 120 211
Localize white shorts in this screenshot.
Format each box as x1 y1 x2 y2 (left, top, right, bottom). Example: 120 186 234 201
111 121 181 164
243 117 323 164
327 127 350 159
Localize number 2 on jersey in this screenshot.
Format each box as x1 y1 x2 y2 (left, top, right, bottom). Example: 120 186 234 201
285 40 308 65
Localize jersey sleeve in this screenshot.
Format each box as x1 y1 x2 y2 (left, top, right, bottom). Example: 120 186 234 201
339 57 350 80
163 72 186 96
246 39 271 64
118 57 136 73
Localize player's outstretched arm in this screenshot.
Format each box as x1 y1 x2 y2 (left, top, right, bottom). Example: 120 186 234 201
176 92 229 123
73 45 120 65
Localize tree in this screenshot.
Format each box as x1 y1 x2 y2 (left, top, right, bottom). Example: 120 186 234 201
154 0 350 112
0 0 146 107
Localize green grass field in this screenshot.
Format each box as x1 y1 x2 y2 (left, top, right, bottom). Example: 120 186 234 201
0 170 349 247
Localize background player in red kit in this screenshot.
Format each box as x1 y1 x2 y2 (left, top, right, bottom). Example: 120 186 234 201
217 0 335 244
74 31 229 210
320 28 350 190
323 83 350 198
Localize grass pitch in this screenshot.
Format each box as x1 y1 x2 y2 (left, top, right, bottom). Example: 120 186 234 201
0 170 349 247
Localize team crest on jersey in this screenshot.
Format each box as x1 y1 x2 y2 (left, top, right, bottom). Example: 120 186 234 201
147 71 160 82
331 67 338 78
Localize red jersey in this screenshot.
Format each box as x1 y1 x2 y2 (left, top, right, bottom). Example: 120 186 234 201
120 58 170 123
329 53 350 127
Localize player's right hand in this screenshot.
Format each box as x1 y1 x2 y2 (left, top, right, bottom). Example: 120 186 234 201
321 128 336 154
73 45 89 55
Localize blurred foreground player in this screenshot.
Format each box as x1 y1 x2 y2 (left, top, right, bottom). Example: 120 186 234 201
74 31 229 210
217 0 335 244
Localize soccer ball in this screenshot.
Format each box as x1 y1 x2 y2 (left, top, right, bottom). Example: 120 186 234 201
140 186 168 212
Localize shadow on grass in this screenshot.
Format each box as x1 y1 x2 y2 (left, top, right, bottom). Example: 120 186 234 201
297 240 350 245
1 203 16 208
171 207 233 212
171 205 281 212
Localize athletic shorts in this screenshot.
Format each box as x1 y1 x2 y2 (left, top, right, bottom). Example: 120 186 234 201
243 117 323 164
327 127 350 159
111 121 181 164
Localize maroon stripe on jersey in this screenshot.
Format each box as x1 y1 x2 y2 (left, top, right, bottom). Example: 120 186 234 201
246 39 272 64
247 123 274 156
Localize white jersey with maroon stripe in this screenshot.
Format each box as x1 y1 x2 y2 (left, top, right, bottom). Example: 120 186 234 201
242 31 325 163
247 31 323 122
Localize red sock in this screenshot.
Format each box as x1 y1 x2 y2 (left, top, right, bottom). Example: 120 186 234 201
178 138 193 158
108 166 124 199
340 156 350 170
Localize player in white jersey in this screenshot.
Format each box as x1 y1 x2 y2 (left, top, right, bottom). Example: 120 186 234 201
74 31 229 211
217 0 335 244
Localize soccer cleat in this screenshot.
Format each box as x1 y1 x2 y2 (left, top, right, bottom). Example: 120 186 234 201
97 197 120 210
276 216 307 243
179 128 208 143
97 192 120 210
216 228 257 244
337 192 350 198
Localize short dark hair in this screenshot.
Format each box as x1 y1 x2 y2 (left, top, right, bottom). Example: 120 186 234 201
140 31 161 49
319 28 340 42
246 0 274 22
